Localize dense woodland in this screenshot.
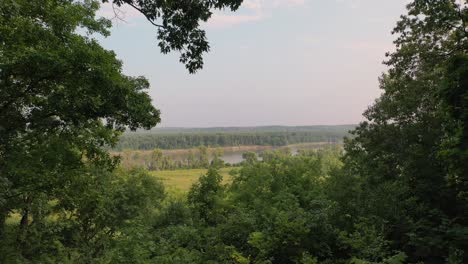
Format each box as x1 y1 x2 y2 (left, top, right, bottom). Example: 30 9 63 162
0 0 467 263
114 127 352 150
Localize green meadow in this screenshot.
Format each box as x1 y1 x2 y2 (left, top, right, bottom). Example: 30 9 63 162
151 167 237 192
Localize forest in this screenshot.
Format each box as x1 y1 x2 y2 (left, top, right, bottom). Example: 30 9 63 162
0 0 467 263
114 125 353 150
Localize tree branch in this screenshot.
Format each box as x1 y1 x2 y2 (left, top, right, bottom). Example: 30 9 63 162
124 2 165 28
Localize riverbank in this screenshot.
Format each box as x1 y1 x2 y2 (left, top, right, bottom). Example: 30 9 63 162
112 142 341 169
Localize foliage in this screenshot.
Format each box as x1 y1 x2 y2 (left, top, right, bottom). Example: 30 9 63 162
188 167 225 225
114 127 352 150
0 167 165 263
0 0 160 255
342 0 468 262
145 149 354 264
119 146 234 171
0 0 248 260
108 0 244 73
1 0 467 262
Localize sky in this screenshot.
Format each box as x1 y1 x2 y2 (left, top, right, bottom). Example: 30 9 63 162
98 0 409 127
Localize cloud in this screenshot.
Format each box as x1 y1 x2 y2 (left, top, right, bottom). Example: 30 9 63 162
334 0 363 9
97 0 307 29
206 0 307 29
343 40 395 56
207 13 264 29
244 0 306 10
300 35 322 45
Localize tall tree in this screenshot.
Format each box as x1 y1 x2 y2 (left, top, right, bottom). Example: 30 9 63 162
0 0 157 237
211 147 225 168
0 0 245 258
198 145 210 168
149 148 163 170
342 0 468 262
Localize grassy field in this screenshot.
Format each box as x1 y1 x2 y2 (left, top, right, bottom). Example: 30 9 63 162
151 167 238 192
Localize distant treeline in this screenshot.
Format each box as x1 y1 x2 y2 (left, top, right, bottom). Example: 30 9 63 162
114 125 354 150
127 125 356 134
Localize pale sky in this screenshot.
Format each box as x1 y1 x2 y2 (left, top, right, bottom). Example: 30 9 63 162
98 0 409 127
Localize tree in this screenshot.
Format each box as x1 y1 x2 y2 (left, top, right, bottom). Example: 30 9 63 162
0 0 248 261
187 167 225 225
197 146 210 168
186 149 196 168
0 0 241 259
342 0 468 262
149 148 163 170
211 147 225 168
0 0 159 240
107 0 244 73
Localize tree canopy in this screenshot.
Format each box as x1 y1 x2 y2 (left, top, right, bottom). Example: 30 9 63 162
343 0 468 261
0 0 250 257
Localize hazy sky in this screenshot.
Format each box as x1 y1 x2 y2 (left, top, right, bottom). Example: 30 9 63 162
98 0 409 127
